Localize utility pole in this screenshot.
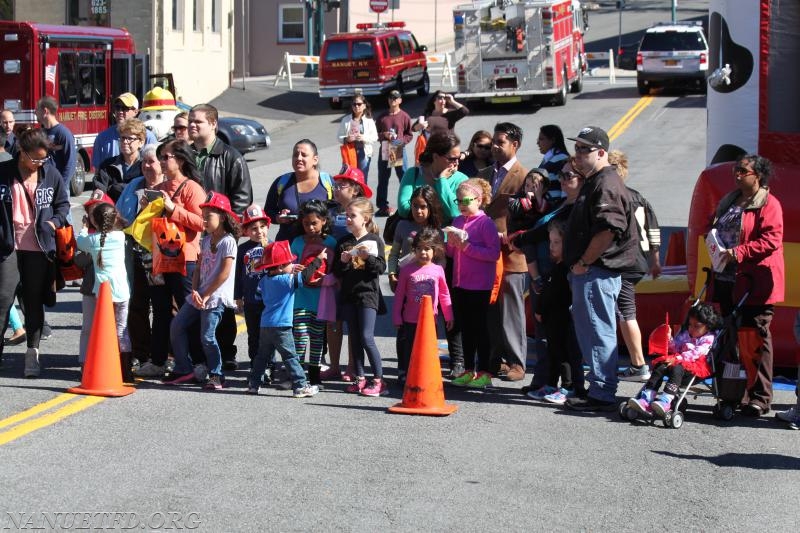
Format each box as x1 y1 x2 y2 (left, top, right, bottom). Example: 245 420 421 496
617 1 624 58
672 0 677 23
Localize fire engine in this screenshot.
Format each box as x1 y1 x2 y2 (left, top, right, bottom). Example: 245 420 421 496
0 22 148 195
452 0 587 106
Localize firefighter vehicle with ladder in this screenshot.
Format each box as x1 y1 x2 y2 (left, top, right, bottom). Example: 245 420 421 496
452 0 587 106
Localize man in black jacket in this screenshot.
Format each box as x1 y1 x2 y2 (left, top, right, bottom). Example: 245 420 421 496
562 126 639 412
189 103 254 369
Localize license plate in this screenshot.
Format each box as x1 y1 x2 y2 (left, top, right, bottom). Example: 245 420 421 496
353 69 370 79
490 96 522 104
663 59 679 66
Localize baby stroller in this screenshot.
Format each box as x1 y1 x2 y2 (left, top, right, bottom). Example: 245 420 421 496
618 272 752 429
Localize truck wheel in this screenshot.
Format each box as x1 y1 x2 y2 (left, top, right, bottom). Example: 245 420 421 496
70 159 86 197
553 68 568 106
417 72 430 96
570 65 583 93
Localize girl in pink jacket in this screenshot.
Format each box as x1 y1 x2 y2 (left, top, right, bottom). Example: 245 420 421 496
446 178 501 388
392 228 453 384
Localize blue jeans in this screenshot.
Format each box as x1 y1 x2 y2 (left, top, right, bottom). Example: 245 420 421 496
250 326 307 390
170 302 226 376
570 267 621 403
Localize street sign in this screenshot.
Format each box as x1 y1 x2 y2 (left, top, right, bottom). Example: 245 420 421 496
369 0 389 14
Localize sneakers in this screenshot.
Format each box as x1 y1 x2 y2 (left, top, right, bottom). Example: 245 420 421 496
466 372 492 388
650 393 674 417
543 388 571 405
24 348 40 378
164 358 176 373
527 385 558 401
346 377 367 393
618 365 651 382
451 371 476 387
293 384 320 398
361 379 389 397
447 364 466 379
204 374 223 391
245 387 259 395
627 397 652 416
375 206 395 217
223 360 239 371
135 362 165 378
319 367 342 380
162 372 195 385
565 395 617 412
775 407 800 430
40 323 52 341
775 406 797 423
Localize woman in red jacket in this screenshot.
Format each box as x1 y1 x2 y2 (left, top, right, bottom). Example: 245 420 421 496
710 154 784 417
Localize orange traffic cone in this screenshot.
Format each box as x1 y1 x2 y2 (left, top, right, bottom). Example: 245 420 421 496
68 281 135 397
389 295 458 416
664 230 687 266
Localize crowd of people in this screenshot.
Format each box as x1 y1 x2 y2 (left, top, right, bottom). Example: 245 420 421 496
0 90 796 427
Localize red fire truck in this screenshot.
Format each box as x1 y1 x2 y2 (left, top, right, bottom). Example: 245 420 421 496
452 0 587 106
0 22 148 195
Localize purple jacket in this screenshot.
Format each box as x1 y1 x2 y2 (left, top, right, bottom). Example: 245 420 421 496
447 210 501 290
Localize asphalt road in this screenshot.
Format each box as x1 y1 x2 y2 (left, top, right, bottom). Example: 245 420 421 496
2 2 799 532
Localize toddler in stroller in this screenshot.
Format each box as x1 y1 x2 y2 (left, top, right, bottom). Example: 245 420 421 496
627 303 723 420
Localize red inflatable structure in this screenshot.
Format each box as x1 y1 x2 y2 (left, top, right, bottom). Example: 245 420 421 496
685 0 800 367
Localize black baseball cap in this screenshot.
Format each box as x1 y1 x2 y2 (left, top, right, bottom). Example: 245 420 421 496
388 90 402 99
568 126 610 151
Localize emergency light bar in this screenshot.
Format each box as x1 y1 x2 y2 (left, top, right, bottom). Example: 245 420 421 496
355 21 406 31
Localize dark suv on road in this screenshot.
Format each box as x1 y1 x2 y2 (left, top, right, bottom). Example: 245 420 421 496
636 22 708 95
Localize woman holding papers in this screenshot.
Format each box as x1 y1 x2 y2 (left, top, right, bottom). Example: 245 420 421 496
708 154 784 418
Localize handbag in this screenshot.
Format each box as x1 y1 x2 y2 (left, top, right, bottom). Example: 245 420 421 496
55 224 83 281
151 217 187 275
382 211 405 243
150 180 190 276
340 143 358 168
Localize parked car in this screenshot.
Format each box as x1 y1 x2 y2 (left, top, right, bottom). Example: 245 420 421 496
636 22 709 95
217 117 270 153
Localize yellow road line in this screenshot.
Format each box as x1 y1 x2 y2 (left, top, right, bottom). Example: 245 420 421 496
0 395 105 446
608 95 654 141
0 393 78 430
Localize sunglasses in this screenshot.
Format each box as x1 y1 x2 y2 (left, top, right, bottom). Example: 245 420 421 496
351 102 365 107
733 166 756 177
454 197 476 206
158 153 176 162
474 143 492 150
574 144 598 154
334 182 353 190
558 170 581 181
440 153 461 163
24 151 49 165
114 105 136 112
172 125 188 132
120 135 141 143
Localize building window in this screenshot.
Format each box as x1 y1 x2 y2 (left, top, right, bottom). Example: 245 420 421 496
68 0 111 26
172 0 184 30
193 0 201 31
278 4 305 43
211 0 221 33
